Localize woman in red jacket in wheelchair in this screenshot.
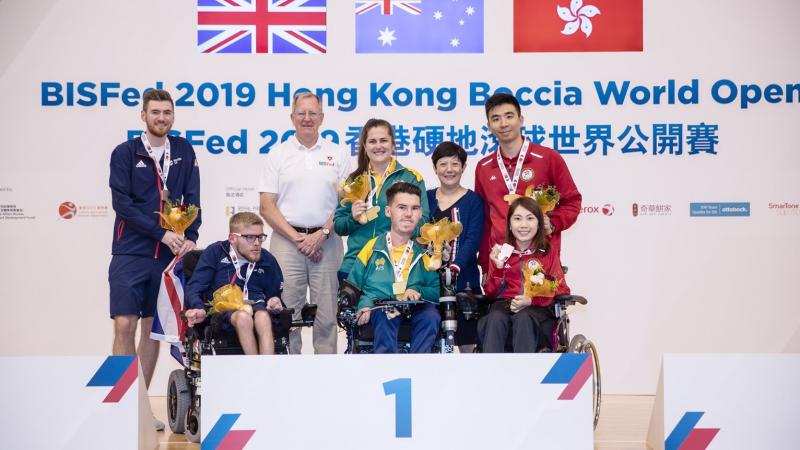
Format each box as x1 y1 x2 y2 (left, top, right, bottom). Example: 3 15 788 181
478 197 569 353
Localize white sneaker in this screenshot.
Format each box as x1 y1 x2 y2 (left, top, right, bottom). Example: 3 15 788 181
154 416 165 432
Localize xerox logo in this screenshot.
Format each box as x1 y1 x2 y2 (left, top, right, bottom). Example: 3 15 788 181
582 204 614 216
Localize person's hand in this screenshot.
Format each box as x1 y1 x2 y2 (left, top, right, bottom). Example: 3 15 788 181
351 200 368 221
184 309 207 326
510 295 531 313
177 240 196 257
402 289 421 301
543 215 554 237
309 248 323 263
295 230 325 256
489 245 505 269
161 231 185 255
266 297 283 312
356 307 371 326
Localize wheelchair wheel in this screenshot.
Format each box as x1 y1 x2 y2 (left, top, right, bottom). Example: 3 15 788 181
167 369 191 434
568 334 602 430
185 405 201 443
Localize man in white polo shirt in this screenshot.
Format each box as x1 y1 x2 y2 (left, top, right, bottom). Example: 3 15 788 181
259 92 352 354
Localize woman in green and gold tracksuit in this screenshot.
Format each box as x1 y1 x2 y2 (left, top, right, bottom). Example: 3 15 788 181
334 118 429 280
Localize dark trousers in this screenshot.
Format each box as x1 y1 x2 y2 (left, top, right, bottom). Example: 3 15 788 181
371 302 440 353
478 301 555 353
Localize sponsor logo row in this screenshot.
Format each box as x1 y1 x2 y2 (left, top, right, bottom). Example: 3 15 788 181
0 199 797 222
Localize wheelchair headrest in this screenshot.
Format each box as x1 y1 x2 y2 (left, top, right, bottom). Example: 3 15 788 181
181 249 205 281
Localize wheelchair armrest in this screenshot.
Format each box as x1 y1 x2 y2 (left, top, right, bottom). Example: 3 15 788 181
553 294 588 306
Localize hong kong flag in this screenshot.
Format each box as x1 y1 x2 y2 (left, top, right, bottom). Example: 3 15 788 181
514 0 643 52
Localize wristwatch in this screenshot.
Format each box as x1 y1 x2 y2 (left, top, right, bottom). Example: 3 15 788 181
322 227 331 238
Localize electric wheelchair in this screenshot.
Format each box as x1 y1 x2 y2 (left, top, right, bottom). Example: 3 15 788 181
337 266 602 428
165 249 317 443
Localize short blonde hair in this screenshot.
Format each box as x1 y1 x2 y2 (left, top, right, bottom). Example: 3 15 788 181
229 212 263 232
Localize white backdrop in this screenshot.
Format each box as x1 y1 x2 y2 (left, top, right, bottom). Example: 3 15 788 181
0 0 798 395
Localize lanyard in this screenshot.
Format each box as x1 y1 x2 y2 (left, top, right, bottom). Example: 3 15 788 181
495 139 529 195
449 207 460 264
367 162 393 207
228 247 256 300
140 132 171 192
386 233 414 282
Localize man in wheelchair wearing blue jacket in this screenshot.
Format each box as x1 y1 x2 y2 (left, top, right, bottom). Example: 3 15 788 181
183 212 284 354
348 182 440 353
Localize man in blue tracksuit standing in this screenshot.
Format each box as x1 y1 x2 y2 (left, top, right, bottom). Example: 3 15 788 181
108 89 201 430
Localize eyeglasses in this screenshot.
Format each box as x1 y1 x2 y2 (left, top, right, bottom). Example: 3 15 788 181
293 111 321 119
231 233 268 243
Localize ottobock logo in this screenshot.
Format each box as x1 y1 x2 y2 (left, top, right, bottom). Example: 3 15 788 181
581 204 614 216
690 202 750 217
558 0 600 38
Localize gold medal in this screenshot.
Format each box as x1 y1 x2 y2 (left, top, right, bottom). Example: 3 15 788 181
504 193 521 204
392 281 407 296
365 205 380 221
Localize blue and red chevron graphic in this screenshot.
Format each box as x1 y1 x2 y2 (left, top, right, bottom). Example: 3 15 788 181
86 356 138 403
541 353 593 400
665 412 719 450
202 413 256 450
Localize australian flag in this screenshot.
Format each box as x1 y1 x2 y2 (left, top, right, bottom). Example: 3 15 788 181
197 0 327 54
150 257 187 365
356 0 484 53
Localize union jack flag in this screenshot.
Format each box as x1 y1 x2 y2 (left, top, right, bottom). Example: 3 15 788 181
355 0 421 16
197 0 327 54
150 257 187 365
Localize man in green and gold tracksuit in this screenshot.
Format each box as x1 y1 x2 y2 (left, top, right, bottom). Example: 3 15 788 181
347 182 440 353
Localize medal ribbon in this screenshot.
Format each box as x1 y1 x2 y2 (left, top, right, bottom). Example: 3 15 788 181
228 246 256 300
386 233 413 283
495 139 529 195
140 132 171 193
367 161 393 207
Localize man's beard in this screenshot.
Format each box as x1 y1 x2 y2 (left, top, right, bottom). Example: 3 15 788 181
147 123 170 138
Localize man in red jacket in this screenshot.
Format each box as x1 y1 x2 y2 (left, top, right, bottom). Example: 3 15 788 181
474 93 581 280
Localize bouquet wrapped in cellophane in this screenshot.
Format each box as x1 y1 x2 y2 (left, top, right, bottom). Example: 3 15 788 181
532 184 560 214
522 260 561 298
209 284 254 316
157 199 200 236
416 217 463 270
338 173 371 224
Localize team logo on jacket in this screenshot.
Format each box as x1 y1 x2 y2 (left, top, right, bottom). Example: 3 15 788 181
521 168 534 181
135 160 147 168
526 259 541 271
375 257 386 271
220 257 231 264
